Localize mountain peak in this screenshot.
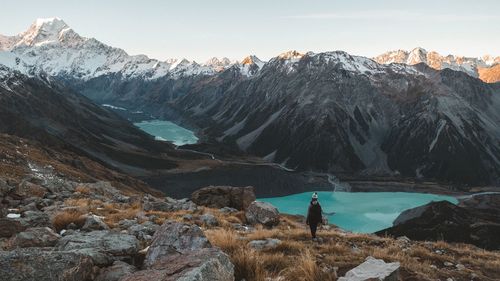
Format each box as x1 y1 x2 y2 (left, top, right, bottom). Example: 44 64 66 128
18 17 70 47
278 50 304 60
241 55 263 65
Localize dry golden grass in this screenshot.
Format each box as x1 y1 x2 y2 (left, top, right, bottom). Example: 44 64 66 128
52 208 86 231
283 250 336 281
63 197 144 227
75 185 91 195
202 208 500 281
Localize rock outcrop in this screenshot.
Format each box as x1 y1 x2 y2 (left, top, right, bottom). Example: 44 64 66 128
245 201 280 227
338 256 400 281
191 186 256 210
144 221 212 267
125 221 234 281
377 200 500 250
57 230 140 264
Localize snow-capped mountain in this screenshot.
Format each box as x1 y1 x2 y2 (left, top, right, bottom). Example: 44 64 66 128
167 51 500 185
0 18 265 80
2 18 499 186
374 47 500 81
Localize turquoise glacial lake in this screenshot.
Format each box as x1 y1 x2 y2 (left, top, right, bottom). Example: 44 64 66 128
134 120 198 146
260 191 458 233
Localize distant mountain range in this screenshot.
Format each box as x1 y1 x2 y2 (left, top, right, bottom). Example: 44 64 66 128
1 18 500 187
0 18 264 80
374 47 500 82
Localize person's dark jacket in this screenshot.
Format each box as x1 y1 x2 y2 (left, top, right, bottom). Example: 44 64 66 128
306 201 322 225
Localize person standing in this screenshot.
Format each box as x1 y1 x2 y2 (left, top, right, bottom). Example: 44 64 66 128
306 192 322 240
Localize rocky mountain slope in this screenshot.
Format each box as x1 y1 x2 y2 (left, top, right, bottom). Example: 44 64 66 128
2 18 500 188
0 64 204 177
168 52 500 186
374 47 500 82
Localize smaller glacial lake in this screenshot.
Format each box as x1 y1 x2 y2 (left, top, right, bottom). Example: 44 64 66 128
135 120 198 146
260 191 458 233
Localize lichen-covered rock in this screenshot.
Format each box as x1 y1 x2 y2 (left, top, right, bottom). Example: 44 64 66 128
121 248 234 281
245 201 280 227
144 221 211 268
191 186 256 210
0 248 94 281
338 256 400 281
8 227 60 248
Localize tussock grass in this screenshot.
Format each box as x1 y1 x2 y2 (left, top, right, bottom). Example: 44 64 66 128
52 208 86 231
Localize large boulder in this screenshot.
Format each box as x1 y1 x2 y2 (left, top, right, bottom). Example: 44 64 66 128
143 197 197 212
191 186 256 210
338 256 400 281
121 248 234 281
245 201 280 227
0 248 94 281
95 261 137 281
7 227 60 248
126 221 235 281
57 230 139 264
144 221 211 268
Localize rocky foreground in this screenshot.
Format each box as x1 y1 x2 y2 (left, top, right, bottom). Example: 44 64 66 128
0 135 499 280
1 168 500 281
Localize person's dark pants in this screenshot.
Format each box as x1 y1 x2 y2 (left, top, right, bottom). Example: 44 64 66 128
309 223 318 238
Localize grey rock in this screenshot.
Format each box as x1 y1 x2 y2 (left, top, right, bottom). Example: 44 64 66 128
22 210 51 228
0 248 94 281
248 238 282 250
118 219 138 229
199 213 218 227
19 202 38 212
95 261 136 281
8 227 60 248
338 256 400 281
121 248 234 281
70 247 114 266
82 215 110 231
245 201 280 227
191 186 256 210
144 197 198 212
57 230 139 261
128 221 158 241
144 221 211 268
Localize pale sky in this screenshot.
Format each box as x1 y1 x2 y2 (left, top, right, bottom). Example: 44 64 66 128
1 0 499 62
